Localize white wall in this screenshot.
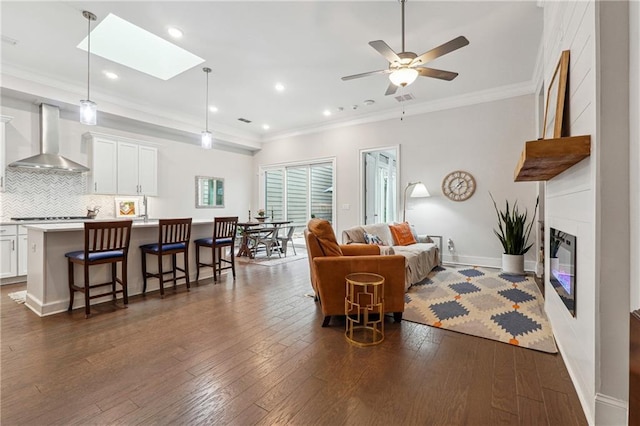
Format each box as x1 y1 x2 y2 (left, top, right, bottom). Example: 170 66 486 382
630 0 640 313
0 97 254 221
253 94 538 269
543 1 632 424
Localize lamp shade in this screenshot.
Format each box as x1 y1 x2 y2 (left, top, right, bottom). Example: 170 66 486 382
403 181 430 222
389 68 419 87
410 182 430 198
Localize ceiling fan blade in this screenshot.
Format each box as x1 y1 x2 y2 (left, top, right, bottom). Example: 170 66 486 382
411 36 469 66
341 69 390 81
369 40 401 64
385 82 398 96
416 67 459 81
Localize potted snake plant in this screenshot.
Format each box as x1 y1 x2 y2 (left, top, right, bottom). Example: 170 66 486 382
490 193 539 275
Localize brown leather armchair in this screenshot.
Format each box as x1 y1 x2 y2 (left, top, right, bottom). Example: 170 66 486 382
305 219 406 327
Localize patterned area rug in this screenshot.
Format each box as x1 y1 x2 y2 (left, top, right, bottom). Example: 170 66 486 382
404 265 557 353
8 290 27 304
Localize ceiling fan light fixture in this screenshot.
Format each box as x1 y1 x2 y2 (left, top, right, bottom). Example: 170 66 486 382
389 67 418 87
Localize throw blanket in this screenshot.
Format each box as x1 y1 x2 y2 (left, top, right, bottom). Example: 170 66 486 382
392 243 439 290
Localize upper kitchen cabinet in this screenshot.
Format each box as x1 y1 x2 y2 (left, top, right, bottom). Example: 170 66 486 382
117 142 157 196
87 135 117 194
84 133 158 196
1 115 13 192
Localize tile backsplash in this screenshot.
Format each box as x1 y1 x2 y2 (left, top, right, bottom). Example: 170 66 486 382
1 168 117 220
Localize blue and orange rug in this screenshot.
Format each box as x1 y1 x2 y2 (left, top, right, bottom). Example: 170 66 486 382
404 265 557 353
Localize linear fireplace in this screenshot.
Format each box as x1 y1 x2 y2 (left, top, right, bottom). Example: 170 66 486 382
549 228 577 316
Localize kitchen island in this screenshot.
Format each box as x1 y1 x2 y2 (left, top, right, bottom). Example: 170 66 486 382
24 219 218 316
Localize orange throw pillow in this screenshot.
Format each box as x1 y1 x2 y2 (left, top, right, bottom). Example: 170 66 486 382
389 222 417 246
308 219 343 256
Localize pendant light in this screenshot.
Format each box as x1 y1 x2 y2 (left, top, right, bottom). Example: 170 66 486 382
201 67 213 149
80 11 97 125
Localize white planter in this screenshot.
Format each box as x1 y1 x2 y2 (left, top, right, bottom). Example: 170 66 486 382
502 254 525 275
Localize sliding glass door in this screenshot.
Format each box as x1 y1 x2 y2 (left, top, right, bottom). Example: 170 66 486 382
263 160 335 229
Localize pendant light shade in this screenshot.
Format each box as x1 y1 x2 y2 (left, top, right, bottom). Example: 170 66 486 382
201 67 213 149
80 100 97 126
201 131 212 149
80 11 97 125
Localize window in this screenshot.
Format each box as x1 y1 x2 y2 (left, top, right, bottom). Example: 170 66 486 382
263 160 335 228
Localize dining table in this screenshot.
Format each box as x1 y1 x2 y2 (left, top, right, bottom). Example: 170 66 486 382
236 220 292 258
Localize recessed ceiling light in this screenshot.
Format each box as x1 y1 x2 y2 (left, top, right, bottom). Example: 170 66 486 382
103 71 118 79
275 83 285 92
209 106 218 113
262 124 270 130
323 110 332 117
167 26 183 39
363 99 375 106
77 13 204 80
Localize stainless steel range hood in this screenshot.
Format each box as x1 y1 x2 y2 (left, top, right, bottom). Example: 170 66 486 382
8 103 90 173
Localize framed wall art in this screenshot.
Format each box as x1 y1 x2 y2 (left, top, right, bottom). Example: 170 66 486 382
115 198 140 218
542 50 570 139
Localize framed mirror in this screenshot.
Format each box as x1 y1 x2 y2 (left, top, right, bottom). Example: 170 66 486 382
542 50 570 139
195 176 224 208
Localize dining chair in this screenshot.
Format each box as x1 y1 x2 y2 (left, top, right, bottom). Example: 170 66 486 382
65 220 133 318
250 226 282 259
277 225 297 257
140 218 192 297
194 216 238 282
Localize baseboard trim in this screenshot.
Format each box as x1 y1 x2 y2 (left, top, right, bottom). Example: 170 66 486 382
440 254 537 272
24 270 216 317
595 393 628 425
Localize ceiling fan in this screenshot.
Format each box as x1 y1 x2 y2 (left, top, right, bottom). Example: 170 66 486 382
342 0 469 96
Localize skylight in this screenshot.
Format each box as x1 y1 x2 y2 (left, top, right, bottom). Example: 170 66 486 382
77 13 204 80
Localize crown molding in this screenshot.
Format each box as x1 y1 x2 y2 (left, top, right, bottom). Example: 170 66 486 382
263 80 537 142
0 65 262 151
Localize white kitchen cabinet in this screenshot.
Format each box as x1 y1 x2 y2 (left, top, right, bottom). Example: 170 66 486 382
0 115 13 193
137 145 158 195
118 142 158 195
0 226 17 278
117 142 157 196
18 227 28 276
87 136 117 194
84 132 158 196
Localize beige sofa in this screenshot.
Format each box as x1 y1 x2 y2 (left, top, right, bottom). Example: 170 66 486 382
342 223 440 290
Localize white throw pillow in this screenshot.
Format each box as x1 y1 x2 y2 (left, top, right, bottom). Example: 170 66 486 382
362 223 394 246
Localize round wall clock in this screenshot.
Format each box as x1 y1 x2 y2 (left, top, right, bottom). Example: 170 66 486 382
442 170 476 201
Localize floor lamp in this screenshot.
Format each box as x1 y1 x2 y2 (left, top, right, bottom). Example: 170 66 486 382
403 182 430 222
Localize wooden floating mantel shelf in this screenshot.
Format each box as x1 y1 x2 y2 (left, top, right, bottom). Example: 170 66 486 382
514 135 591 182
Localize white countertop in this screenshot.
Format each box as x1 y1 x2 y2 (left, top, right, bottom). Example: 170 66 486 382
22 218 214 232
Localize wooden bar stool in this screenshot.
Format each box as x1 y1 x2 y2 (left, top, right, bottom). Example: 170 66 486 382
140 218 192 297
65 220 133 318
194 216 238 282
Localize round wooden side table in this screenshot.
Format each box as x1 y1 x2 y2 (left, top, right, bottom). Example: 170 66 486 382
344 272 385 346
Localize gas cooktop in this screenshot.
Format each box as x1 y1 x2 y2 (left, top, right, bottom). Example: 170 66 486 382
11 216 91 221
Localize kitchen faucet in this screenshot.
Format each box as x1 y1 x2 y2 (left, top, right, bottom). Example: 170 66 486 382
141 195 148 222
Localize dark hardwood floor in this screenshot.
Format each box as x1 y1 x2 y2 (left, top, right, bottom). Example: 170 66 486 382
1 256 587 425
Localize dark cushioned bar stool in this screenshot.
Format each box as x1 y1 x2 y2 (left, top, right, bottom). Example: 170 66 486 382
140 218 192 297
65 220 133 318
194 216 238 282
